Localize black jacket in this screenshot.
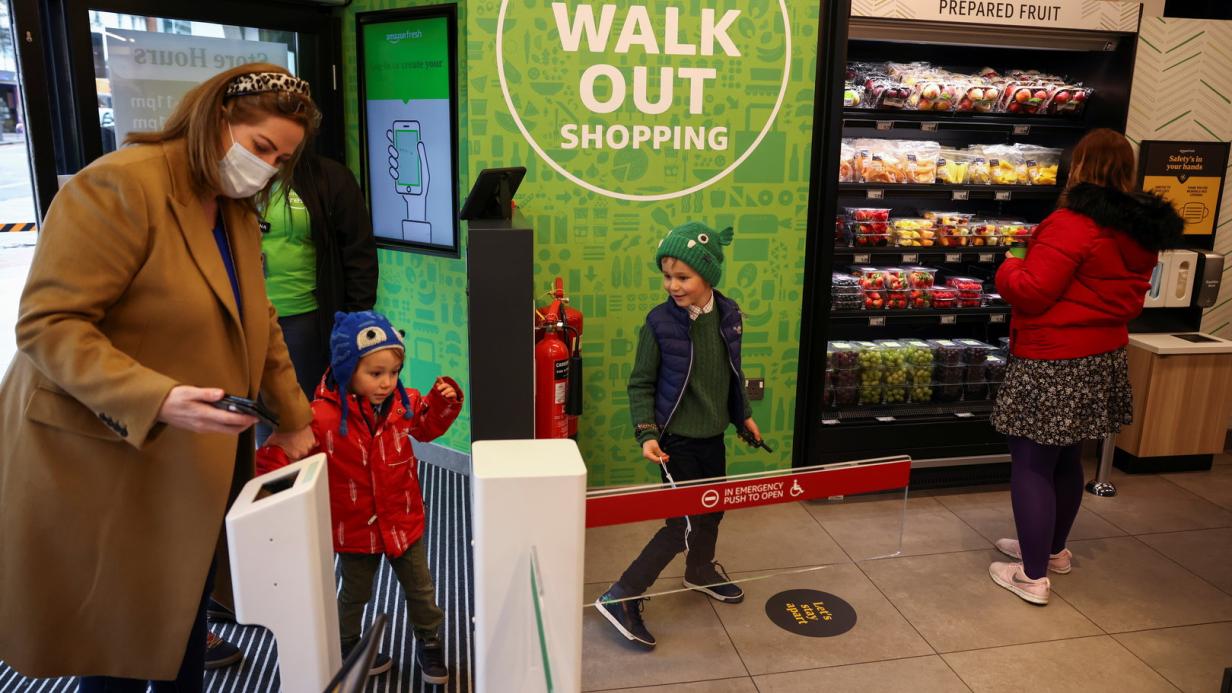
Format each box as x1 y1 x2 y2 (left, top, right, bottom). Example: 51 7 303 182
285 153 379 351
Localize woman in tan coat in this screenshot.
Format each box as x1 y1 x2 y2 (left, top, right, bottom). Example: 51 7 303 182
0 63 320 689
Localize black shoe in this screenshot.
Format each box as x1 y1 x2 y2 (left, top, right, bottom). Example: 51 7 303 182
683 561 744 603
594 586 655 649
341 639 394 677
204 631 242 670
416 638 449 685
206 599 235 623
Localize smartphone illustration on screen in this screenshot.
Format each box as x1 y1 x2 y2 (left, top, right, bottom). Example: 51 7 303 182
393 120 422 195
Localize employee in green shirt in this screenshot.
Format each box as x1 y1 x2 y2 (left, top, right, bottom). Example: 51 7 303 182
256 150 378 441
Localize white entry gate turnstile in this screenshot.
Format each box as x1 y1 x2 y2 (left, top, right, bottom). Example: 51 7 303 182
226 453 341 692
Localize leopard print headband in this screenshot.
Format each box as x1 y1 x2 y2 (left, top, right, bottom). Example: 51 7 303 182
224 72 311 99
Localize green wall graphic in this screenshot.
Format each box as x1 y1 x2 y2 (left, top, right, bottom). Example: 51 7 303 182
341 1 822 484
467 1 821 486
342 0 472 452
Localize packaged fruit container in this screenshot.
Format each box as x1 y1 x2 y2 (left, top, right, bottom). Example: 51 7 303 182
947 276 986 297
998 220 1032 245
937 224 971 247
964 363 990 400
922 211 974 225
892 218 937 247
986 354 1008 398
933 363 964 402
866 79 911 109
835 216 852 246
874 340 911 403
830 273 864 311
1001 82 1056 115
843 83 864 108
855 341 887 405
909 80 961 112
839 142 856 183
1042 85 1090 116
928 286 959 308
904 267 938 289
1018 145 1062 185
936 154 970 184
967 157 991 185
833 386 859 407
827 341 862 371
927 339 965 366
982 292 1006 307
846 207 891 222
884 289 910 310
984 145 1024 185
957 81 1001 112
850 222 891 247
969 220 1002 246
902 339 937 402
956 338 994 364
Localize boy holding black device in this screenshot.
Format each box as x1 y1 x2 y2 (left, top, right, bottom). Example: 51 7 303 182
595 222 764 650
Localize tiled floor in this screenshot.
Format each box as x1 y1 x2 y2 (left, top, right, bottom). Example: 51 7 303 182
581 451 1232 692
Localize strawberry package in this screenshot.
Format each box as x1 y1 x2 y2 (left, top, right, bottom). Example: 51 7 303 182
946 277 986 308
846 207 892 247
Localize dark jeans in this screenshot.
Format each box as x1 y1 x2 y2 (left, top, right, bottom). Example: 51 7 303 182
77 564 214 692
617 433 727 596
337 539 444 647
257 309 326 446
1008 435 1085 580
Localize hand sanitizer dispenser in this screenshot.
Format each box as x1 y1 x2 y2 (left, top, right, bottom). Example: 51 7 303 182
1193 250 1225 308
1165 250 1198 307
1144 251 1172 309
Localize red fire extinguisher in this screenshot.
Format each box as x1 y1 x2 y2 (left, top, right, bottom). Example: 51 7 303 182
534 278 583 439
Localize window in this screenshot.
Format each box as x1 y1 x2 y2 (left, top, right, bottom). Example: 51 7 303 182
0 0 35 226
89 11 303 154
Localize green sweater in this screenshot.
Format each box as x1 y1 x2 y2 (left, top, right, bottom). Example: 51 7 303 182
628 309 751 444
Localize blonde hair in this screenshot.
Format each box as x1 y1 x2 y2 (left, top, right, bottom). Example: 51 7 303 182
125 63 320 213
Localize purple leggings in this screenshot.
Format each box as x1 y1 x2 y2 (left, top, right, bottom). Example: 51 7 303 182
1008 436 1085 580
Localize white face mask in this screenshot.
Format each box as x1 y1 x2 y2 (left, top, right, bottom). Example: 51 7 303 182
217 124 279 199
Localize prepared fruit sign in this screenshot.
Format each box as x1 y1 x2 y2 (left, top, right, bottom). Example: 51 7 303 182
1138 140 1230 236
850 0 1140 32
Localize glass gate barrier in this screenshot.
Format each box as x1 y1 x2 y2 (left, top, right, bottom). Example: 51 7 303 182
584 456 912 604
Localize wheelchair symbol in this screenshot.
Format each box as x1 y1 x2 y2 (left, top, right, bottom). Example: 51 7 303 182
790 480 804 498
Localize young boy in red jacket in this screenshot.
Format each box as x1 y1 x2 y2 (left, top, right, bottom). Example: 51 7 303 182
257 310 462 683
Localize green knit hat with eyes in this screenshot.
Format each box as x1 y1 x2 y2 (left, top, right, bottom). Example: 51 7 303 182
654 222 734 287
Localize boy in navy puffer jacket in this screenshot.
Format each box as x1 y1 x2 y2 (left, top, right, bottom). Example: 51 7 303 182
594 222 761 650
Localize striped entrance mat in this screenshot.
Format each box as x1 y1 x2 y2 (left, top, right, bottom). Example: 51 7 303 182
0 462 474 693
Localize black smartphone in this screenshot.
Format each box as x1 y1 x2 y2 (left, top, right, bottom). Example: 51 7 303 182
211 395 279 428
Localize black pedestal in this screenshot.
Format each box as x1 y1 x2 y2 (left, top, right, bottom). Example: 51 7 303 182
1113 448 1214 474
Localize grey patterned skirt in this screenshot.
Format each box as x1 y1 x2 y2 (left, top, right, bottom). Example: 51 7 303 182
991 347 1133 446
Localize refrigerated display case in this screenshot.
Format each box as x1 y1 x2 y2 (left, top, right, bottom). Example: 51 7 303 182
796 9 1142 476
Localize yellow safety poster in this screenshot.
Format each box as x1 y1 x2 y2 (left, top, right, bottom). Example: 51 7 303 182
1139 141 1230 236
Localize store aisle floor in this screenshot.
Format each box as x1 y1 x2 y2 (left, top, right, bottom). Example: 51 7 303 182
582 450 1232 693
0 462 474 693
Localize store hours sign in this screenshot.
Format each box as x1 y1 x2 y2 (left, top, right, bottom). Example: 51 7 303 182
496 1 792 201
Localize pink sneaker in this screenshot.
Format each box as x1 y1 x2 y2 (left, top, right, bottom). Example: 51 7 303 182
989 561 1050 605
994 538 1072 574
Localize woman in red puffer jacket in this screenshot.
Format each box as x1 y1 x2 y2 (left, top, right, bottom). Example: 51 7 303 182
987 129 1182 606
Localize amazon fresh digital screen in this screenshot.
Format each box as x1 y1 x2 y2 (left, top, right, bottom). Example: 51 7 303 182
359 11 458 253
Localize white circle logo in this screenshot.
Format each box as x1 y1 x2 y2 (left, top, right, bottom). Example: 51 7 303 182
495 1 793 202
701 489 720 508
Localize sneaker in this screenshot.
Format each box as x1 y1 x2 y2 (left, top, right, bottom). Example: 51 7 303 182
683 562 744 604
594 587 655 650
988 561 1050 605
206 598 235 623
204 631 242 670
416 638 449 685
340 639 393 677
995 538 1073 574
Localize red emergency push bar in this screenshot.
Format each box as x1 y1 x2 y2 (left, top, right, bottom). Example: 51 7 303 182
585 457 911 528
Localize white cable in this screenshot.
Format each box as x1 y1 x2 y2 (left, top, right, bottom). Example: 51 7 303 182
658 454 692 556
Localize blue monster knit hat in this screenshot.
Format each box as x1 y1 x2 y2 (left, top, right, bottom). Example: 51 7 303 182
329 310 411 435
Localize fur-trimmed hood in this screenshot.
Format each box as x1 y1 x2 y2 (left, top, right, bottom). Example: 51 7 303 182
1061 183 1184 252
